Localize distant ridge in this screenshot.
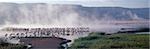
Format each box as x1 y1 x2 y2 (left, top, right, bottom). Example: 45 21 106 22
0 3 149 25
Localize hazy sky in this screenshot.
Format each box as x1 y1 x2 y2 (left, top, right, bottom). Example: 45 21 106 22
0 0 149 8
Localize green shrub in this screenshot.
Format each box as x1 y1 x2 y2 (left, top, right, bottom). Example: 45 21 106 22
70 33 149 49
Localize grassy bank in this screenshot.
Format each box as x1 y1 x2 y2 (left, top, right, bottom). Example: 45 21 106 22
70 33 149 49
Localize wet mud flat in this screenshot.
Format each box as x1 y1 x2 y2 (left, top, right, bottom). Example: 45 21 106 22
20 37 71 49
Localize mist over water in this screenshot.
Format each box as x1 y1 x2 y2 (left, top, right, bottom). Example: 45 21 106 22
0 4 86 25
0 3 149 46
0 3 149 33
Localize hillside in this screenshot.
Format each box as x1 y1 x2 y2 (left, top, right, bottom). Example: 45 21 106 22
0 3 149 25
